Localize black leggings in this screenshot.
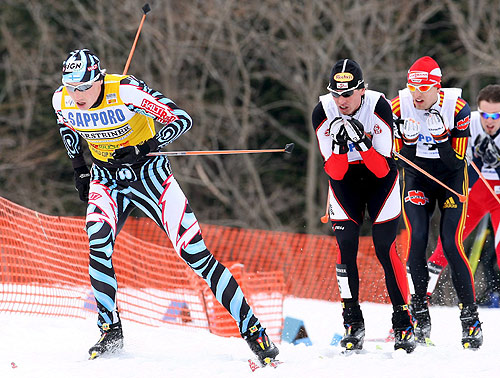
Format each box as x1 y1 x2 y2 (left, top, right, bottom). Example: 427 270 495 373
330 162 409 306
403 166 475 304
335 218 408 305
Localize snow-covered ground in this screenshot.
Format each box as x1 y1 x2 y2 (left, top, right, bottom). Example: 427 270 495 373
1 297 498 378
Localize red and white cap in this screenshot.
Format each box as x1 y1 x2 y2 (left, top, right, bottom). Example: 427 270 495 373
407 56 442 88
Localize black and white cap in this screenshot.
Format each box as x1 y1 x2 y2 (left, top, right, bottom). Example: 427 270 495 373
327 59 364 93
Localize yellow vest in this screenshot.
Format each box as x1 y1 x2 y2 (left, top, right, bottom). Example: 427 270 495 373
58 74 156 162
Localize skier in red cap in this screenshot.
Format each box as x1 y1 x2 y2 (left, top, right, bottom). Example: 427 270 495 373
391 56 483 349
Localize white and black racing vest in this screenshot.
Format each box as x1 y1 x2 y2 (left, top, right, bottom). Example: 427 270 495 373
319 90 393 162
399 87 461 159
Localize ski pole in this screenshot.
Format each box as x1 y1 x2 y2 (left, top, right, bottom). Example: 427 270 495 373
147 143 295 157
123 3 151 75
393 151 467 203
320 191 330 224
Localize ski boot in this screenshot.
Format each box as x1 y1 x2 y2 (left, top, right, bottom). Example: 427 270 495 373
459 303 483 349
409 294 432 344
243 324 279 365
340 301 365 351
392 304 416 353
88 321 124 359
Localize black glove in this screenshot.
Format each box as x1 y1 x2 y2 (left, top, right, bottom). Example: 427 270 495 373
474 134 490 159
393 117 403 139
74 166 91 202
108 143 151 166
483 141 500 168
329 117 348 154
344 118 372 152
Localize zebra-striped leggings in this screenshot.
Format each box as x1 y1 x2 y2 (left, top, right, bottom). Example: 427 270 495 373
86 158 258 334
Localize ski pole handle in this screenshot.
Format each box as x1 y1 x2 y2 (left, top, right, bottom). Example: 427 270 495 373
123 4 151 75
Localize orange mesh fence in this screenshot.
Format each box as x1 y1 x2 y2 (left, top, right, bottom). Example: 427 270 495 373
122 218 408 303
0 196 284 340
0 196 408 339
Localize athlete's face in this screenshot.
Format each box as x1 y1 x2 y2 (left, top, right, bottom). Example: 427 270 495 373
333 88 365 116
409 85 439 110
478 100 500 136
65 80 103 110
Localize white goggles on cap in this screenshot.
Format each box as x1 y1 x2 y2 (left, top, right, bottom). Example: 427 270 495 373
63 72 103 92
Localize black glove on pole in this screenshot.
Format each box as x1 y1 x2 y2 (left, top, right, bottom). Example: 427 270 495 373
344 118 372 152
108 143 151 166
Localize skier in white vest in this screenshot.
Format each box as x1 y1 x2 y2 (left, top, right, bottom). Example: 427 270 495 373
312 59 415 353
391 56 482 349
428 84 500 307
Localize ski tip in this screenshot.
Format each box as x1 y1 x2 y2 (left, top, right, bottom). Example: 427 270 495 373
341 349 356 356
265 358 283 368
88 351 99 360
248 358 260 372
248 357 283 372
424 337 435 347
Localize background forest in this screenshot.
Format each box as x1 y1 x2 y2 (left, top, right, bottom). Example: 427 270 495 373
2 0 500 234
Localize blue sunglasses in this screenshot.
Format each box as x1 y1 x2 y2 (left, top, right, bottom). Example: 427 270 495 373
479 111 500 120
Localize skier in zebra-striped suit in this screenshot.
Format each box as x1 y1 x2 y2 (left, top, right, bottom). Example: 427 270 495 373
52 49 278 363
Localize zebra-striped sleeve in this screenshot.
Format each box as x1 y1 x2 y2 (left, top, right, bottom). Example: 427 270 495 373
120 76 192 149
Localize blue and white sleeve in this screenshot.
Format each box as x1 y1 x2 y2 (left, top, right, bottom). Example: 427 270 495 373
119 76 193 150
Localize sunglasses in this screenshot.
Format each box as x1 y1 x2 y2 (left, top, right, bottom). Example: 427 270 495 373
64 74 101 92
407 83 436 93
330 89 355 98
328 80 364 98
479 111 500 120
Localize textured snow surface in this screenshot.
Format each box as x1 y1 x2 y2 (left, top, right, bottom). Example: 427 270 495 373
1 298 498 378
